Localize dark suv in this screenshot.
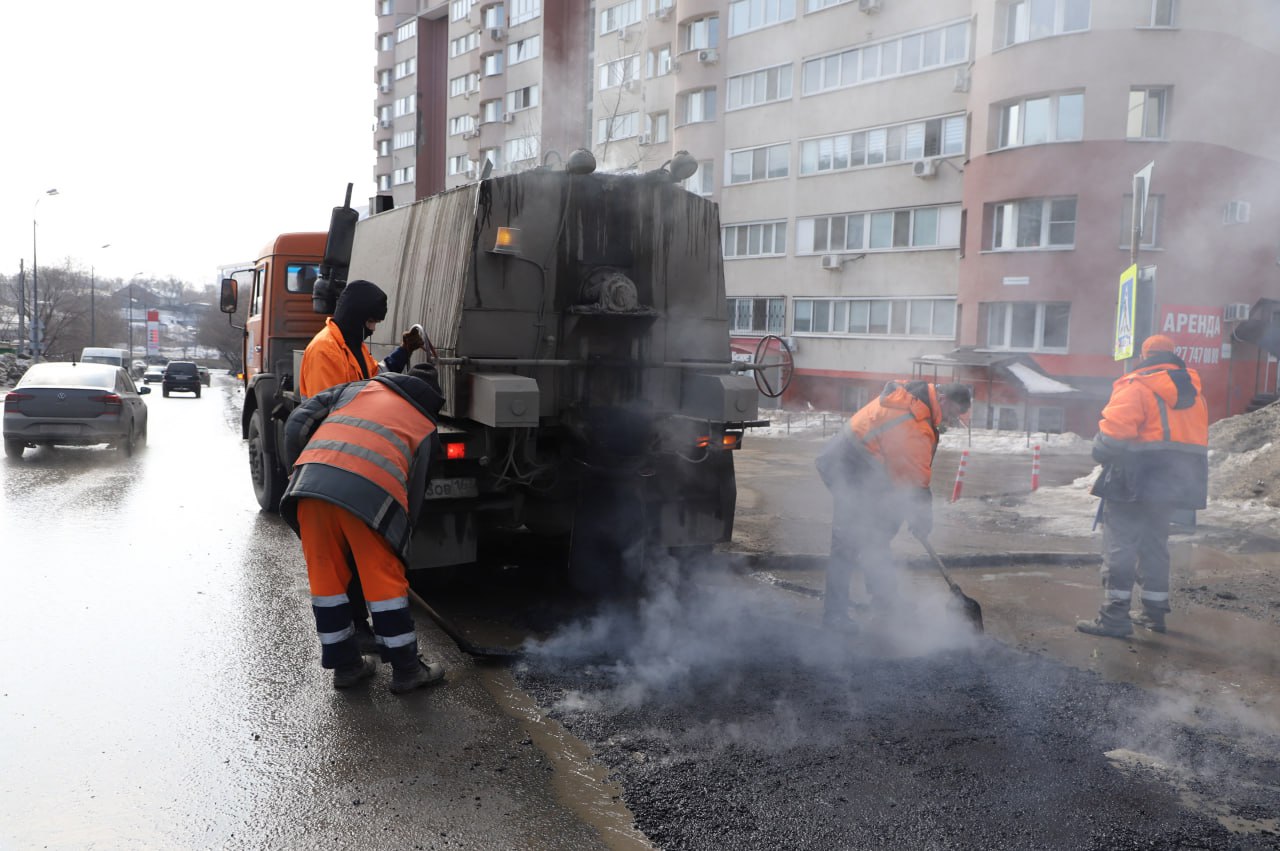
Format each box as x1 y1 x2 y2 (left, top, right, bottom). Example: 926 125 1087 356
162 361 202 398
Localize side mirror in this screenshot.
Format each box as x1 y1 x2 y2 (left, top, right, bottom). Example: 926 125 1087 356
220 278 238 314
138 385 151 395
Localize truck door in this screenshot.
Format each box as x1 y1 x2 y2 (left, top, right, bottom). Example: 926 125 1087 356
245 264 266 378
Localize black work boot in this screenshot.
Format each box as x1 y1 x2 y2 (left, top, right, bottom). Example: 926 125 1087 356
332 656 377 689
1077 603 1133 638
390 657 446 694
1129 609 1167 633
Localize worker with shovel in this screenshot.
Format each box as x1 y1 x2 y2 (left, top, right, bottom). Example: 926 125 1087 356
815 381 972 632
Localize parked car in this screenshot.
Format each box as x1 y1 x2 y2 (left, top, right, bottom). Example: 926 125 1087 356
197 366 211 386
143 365 166 384
4 362 150 459
162 361 202 397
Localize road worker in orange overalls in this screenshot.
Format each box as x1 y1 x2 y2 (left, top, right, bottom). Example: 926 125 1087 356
1078 334 1208 638
815 381 971 633
297 279 427 650
280 363 447 692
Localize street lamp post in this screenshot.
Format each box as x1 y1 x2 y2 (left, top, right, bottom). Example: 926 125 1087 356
128 272 143 362
90 243 111 347
31 188 59 359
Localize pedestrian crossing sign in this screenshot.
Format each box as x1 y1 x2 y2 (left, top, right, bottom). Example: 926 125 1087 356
1114 264 1137 361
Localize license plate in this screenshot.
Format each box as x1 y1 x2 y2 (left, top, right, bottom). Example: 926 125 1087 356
40 424 82 436
424 477 478 500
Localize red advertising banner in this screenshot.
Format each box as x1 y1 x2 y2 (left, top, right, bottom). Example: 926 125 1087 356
146 309 160 357
1157 305 1228 418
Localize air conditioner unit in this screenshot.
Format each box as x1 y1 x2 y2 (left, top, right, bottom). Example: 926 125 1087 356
489 27 505 40
617 25 633 41
912 159 938 178
637 132 652 145
379 118 392 128
462 89 472 99
623 79 638 92
379 83 391 94
671 60 682 73
953 68 970 93
502 112 514 123
1224 200 1251 225
1224 303 1251 322
697 48 719 64
655 6 672 20
462 128 481 139
859 0 883 12
820 254 842 271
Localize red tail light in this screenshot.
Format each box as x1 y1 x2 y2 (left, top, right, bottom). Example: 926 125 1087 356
4 391 32 412
91 393 123 415
722 433 742 450
444 441 465 460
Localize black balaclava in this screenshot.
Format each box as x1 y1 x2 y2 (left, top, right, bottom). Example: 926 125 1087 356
332 280 388 379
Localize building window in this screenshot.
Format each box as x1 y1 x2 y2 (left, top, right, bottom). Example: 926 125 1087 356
480 147 502 172
679 88 717 124
989 197 1076 249
1127 86 1168 139
395 58 417 79
450 72 479 97
393 166 416 185
649 0 674 14
483 51 504 76
378 174 392 191
728 143 790 185
1148 0 1176 26
451 0 477 22
728 0 796 36
995 92 1083 148
682 160 715 195
379 69 392 91
379 33 393 51
980 301 1070 351
647 45 673 77
505 135 539 164
481 99 505 123
998 0 1090 48
1120 194 1163 248
729 297 786 334
800 114 964 174
723 221 788 259
450 31 480 57
682 16 719 52
805 0 852 10
378 139 391 156
509 0 540 24
645 111 670 143
393 130 416 149
597 111 640 144
794 298 956 337
726 64 793 110
378 104 392 124
507 85 539 112
802 20 968 95
483 4 506 28
508 34 541 64
599 54 641 90
798 205 961 252
379 0 393 14
396 20 417 42
448 114 477 136
394 94 416 117
600 0 642 34
448 154 475 176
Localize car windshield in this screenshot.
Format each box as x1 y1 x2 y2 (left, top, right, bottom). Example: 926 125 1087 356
81 356 122 366
18 363 116 389
167 363 198 375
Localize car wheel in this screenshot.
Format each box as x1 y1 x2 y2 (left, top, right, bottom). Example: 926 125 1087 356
138 421 148 449
196 388 202 398
163 388 170 397
247 409 286 512
4 439 25 460
118 426 136 458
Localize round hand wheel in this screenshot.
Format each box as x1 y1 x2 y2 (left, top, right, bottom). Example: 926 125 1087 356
752 335 794 399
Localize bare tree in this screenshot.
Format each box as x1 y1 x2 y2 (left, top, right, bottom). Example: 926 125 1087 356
196 284 246 372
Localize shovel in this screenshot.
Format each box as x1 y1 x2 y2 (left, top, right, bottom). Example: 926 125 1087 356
913 533 984 633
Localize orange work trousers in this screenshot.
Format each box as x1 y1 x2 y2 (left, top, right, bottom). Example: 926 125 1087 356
296 498 408 603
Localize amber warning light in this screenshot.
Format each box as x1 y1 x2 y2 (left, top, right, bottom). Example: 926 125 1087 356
492 226 522 255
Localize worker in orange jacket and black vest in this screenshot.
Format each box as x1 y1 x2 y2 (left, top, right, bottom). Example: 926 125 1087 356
298 279 427 650
815 380 971 632
1077 335 1208 638
280 363 447 692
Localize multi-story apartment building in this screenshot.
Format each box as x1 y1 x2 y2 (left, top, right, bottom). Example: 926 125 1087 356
374 0 1280 432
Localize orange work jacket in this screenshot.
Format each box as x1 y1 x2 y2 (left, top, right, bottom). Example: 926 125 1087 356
299 318 380 398
847 381 942 489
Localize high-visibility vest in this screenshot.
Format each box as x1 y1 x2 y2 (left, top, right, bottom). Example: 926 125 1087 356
845 381 941 489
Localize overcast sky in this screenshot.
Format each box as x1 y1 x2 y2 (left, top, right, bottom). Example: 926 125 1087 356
0 1 376 289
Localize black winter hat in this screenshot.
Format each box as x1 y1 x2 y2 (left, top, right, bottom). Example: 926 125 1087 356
937 383 971 413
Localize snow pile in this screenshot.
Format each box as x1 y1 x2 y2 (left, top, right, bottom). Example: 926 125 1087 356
1207 402 1280 507
0 352 33 388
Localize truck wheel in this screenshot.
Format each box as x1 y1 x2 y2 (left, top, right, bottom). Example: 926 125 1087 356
4 439 24 460
248 409 286 512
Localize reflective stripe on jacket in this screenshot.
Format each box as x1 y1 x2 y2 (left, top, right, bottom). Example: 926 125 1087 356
1091 356 1208 508
847 380 942 489
299 318 380 398
281 374 439 563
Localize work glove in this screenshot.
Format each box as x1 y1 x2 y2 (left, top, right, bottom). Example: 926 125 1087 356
401 324 426 354
907 487 933 540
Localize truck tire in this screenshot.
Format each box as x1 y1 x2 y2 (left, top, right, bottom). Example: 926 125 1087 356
248 408 286 512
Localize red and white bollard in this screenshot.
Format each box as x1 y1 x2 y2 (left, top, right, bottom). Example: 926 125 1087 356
1031 444 1042 492
950 449 969 502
